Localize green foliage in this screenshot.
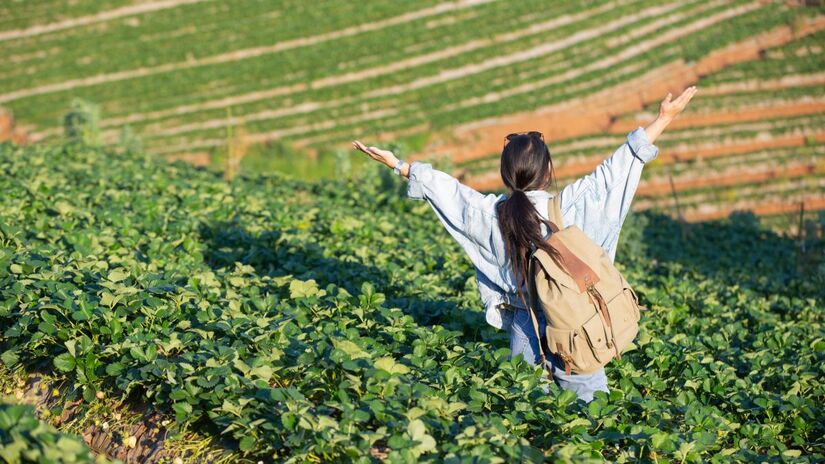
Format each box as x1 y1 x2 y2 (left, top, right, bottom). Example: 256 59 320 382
0 141 823 462
62 99 100 146
117 126 142 155
0 402 108 464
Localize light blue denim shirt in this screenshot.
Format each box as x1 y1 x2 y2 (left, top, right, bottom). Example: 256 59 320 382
406 127 659 330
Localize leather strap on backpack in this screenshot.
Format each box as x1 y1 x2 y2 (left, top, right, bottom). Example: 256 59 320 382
527 252 554 381
548 195 564 229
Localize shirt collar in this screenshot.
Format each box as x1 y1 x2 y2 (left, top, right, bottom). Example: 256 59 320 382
524 189 551 198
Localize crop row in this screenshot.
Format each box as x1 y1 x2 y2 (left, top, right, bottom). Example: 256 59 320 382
137 2 791 156
0 0 134 33
701 29 825 85
12 1 794 154
659 143 825 178
459 112 825 177
680 195 825 222
637 160 825 197
3 0 609 120
635 173 825 211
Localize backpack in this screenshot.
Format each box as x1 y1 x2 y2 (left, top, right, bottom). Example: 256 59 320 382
525 195 647 376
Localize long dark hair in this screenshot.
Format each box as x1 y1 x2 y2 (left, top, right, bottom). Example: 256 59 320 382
495 131 562 308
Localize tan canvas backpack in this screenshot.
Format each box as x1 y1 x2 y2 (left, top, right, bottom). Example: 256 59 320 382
526 195 646 376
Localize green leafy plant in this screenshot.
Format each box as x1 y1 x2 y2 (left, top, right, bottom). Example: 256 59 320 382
0 140 822 462
0 402 109 464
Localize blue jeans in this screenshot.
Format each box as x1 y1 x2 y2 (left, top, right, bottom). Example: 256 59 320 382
507 307 609 403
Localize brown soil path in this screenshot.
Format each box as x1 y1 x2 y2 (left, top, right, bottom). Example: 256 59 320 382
466 132 825 190
5 372 228 463
636 161 825 196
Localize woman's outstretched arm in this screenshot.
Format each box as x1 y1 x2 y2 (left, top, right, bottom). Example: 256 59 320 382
556 86 697 259
351 140 502 266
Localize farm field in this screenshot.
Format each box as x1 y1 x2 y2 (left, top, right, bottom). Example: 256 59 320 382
1 140 824 462
1 1 825 463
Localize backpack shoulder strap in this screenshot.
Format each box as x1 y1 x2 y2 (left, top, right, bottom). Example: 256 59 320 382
527 252 553 381
547 194 564 229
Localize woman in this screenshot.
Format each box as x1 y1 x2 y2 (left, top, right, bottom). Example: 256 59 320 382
352 86 697 402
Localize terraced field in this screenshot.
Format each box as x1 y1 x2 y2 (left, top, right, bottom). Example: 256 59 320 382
0 1 819 151
459 28 825 223
1 1 823 223
2 3 825 462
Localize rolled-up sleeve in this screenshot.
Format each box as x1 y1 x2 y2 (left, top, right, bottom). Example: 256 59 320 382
626 126 659 163
405 161 502 264
406 162 428 200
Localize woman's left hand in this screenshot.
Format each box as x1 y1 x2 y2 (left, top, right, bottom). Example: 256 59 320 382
352 140 399 169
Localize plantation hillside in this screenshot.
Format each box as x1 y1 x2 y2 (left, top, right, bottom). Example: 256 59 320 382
1 140 824 462
1 0 824 226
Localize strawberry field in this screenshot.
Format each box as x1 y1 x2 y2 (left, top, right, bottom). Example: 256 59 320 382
1 140 824 462
1 1 825 461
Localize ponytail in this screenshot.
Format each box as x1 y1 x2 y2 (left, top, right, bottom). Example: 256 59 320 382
496 132 561 308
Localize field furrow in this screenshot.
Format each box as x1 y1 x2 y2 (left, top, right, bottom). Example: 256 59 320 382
0 0 497 104
636 161 825 196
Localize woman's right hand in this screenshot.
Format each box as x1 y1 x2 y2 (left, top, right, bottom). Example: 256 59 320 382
658 85 697 122
351 140 399 169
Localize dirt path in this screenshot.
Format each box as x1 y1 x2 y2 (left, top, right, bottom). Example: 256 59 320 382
637 161 824 196
466 132 825 190
678 196 825 221
0 0 496 104
425 14 825 166
0 0 208 42
4 371 231 463
608 100 825 132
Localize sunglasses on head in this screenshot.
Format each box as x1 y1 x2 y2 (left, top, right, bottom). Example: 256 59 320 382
504 131 544 145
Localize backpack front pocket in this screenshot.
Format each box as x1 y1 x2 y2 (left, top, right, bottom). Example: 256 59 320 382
580 310 615 365
544 325 578 373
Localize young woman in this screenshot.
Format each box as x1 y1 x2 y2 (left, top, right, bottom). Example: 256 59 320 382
352 86 697 402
